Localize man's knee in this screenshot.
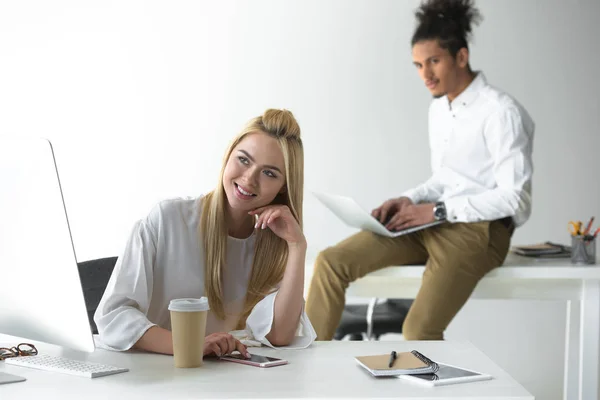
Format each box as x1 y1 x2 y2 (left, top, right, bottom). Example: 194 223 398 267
312 246 358 284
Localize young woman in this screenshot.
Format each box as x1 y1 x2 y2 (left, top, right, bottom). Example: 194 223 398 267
95 109 315 357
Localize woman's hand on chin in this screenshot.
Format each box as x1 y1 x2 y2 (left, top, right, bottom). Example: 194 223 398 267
249 205 305 247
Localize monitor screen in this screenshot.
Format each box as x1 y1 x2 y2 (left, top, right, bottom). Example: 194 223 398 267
0 138 94 352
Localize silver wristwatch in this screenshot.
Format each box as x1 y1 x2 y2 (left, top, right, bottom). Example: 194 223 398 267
433 201 447 221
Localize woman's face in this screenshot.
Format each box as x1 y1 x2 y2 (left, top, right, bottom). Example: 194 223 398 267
222 132 286 213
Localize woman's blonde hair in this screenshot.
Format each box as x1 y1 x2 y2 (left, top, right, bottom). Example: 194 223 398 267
200 109 303 326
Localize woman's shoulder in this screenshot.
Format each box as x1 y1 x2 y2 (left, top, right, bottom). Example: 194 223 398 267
145 195 205 232
155 196 203 213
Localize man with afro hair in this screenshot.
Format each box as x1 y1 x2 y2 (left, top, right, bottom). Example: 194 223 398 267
307 0 535 341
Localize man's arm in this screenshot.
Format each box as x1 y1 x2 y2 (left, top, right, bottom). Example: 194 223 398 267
401 174 444 205
444 106 534 223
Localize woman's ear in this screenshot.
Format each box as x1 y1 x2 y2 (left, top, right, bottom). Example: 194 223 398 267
279 185 287 194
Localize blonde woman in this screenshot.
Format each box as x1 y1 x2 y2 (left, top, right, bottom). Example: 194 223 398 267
95 109 315 357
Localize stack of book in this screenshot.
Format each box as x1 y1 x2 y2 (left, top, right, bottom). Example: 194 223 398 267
511 242 571 258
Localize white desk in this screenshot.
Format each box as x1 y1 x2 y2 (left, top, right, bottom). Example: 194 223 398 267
344 254 600 400
0 339 532 400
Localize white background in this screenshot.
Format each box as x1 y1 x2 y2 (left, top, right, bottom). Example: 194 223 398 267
1 1 599 398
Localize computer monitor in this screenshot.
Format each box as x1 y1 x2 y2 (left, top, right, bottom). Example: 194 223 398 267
0 137 95 352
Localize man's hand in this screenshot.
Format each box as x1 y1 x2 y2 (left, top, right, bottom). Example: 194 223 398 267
371 197 414 225
385 203 436 231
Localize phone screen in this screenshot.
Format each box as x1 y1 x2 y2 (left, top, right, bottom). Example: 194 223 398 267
224 353 283 363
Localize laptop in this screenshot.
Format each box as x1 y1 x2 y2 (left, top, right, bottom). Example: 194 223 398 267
313 192 444 238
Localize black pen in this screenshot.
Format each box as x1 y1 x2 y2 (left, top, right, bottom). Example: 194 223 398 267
388 351 397 368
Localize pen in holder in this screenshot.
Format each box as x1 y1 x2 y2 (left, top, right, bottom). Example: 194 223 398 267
571 235 596 265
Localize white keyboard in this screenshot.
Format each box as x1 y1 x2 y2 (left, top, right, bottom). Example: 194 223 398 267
5 354 129 378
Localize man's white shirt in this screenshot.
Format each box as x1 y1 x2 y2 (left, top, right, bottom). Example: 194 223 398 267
402 72 535 227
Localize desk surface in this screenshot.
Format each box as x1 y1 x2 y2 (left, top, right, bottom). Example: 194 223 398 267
344 253 600 301
351 253 600 280
0 339 532 400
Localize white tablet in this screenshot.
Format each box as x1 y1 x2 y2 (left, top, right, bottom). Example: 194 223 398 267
397 362 492 387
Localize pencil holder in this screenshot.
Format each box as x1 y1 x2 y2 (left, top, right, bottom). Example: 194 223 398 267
571 235 596 265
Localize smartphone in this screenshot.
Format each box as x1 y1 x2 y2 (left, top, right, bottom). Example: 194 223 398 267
219 353 288 368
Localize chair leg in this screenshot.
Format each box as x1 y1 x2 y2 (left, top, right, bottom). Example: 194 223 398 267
365 297 378 341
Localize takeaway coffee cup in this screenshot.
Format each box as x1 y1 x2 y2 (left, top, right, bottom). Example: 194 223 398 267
168 297 210 368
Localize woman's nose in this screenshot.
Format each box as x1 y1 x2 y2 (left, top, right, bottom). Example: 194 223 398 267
243 168 259 186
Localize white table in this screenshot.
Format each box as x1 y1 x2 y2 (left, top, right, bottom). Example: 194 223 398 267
0 339 532 399
344 254 600 400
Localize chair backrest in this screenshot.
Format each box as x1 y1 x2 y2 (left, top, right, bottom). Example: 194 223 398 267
77 257 118 334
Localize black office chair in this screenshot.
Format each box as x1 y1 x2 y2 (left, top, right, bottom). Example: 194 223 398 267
77 256 118 334
334 298 413 341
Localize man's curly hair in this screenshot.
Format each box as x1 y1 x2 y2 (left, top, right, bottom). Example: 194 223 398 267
411 0 483 57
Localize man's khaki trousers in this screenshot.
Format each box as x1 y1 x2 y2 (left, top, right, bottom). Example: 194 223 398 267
306 220 513 340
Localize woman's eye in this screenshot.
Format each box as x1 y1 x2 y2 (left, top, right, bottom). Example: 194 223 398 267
238 156 249 165
264 170 276 178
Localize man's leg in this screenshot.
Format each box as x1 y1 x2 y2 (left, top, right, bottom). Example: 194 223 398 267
402 220 512 340
306 231 428 340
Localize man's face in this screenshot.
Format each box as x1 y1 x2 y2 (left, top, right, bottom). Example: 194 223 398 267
412 40 461 98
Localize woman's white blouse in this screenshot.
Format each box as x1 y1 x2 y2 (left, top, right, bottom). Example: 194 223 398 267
94 196 316 351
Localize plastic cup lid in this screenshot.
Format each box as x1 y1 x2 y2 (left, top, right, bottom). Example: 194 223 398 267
168 297 210 312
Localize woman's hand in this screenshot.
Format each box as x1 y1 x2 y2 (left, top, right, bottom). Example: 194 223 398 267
249 205 306 247
203 332 250 358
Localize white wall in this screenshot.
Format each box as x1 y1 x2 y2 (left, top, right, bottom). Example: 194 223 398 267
1 1 599 399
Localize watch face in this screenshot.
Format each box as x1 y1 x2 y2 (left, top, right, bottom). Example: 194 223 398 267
434 204 446 219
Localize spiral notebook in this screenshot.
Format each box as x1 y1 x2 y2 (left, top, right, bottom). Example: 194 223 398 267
355 350 439 377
